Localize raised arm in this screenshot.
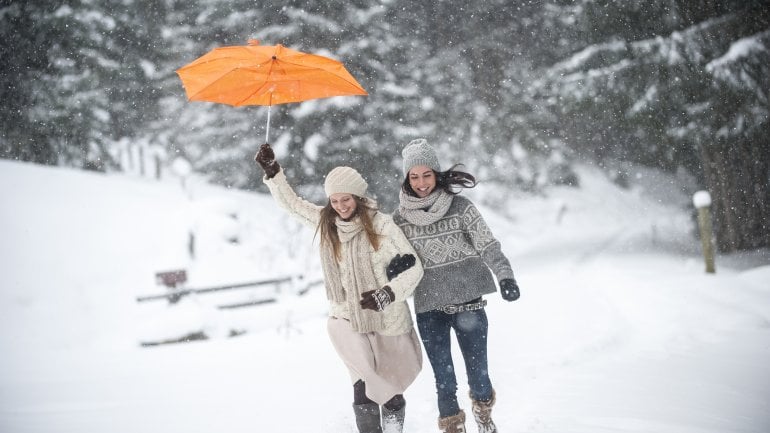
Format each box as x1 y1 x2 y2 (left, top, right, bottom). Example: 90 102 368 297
255 143 322 228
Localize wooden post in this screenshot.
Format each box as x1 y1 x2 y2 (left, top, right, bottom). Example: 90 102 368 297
693 191 716 273
154 154 162 180
188 231 195 260
138 145 146 177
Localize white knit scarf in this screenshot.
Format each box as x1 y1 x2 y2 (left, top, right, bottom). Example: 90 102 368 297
398 189 454 226
320 214 384 333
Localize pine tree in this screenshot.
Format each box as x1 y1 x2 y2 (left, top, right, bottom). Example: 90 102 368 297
1 0 174 170
534 0 770 250
0 1 68 165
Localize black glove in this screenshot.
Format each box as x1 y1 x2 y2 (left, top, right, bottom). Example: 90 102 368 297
360 286 394 311
500 278 520 302
386 254 416 281
254 143 280 178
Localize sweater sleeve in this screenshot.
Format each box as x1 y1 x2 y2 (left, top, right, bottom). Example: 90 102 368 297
262 168 322 229
461 199 515 283
378 215 424 303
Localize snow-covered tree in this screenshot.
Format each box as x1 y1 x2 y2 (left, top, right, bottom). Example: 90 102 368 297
2 0 767 250
1 0 173 170
533 0 769 251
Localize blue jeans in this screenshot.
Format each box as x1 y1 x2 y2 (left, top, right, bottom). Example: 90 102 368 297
416 305 493 418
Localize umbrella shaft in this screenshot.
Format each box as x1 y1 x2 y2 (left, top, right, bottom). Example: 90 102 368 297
265 105 271 143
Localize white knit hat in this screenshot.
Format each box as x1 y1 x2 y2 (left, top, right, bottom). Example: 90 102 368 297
324 166 368 197
402 138 441 175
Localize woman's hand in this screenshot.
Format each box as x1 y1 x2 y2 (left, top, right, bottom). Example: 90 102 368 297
254 143 280 178
360 286 395 311
386 254 416 281
500 278 520 302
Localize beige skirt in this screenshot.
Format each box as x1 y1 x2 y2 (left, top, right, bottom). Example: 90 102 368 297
327 317 423 405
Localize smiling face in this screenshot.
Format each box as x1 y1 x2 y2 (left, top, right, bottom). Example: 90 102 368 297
408 165 437 198
329 193 358 220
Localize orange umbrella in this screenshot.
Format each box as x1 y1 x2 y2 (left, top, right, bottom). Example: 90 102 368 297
176 40 368 142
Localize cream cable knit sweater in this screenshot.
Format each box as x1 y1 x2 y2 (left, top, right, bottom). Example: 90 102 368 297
264 169 424 336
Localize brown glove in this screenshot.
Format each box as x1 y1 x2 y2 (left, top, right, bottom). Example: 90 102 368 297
254 143 280 178
360 286 395 312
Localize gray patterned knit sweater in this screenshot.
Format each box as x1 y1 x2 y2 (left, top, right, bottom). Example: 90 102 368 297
394 195 514 313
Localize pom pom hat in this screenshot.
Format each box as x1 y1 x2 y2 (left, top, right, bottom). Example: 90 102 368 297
324 166 368 198
402 138 441 175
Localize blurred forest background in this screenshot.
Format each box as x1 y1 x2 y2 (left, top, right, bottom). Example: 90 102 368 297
1 0 768 252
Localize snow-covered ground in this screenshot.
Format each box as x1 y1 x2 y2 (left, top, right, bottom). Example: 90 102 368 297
1 159 768 433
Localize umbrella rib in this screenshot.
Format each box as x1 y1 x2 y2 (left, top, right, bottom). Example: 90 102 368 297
234 81 276 106
232 58 286 106
276 57 367 94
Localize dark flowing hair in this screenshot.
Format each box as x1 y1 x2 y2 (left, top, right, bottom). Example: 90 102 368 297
316 195 380 260
401 164 477 198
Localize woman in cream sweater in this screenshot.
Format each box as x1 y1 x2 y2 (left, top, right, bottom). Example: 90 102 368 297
255 143 424 433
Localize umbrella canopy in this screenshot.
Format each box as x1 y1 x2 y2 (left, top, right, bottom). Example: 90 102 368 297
177 40 368 141
177 40 367 106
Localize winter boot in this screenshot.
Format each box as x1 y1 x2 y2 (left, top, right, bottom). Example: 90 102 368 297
381 404 405 433
353 402 383 433
469 389 497 433
438 409 466 433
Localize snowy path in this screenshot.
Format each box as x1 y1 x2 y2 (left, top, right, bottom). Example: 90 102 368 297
1 160 769 433
493 254 770 433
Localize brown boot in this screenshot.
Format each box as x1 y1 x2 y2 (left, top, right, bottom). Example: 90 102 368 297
470 389 497 433
438 409 466 433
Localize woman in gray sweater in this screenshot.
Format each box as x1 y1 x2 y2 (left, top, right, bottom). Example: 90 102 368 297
393 139 521 433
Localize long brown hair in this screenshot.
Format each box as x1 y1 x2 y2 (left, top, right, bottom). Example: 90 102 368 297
317 195 380 260
402 164 477 197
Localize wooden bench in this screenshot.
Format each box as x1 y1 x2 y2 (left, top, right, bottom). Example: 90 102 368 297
156 269 187 288
155 270 188 303
136 270 324 347
137 270 322 308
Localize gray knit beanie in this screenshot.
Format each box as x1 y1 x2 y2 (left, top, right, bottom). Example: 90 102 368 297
402 138 441 175
324 166 368 197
